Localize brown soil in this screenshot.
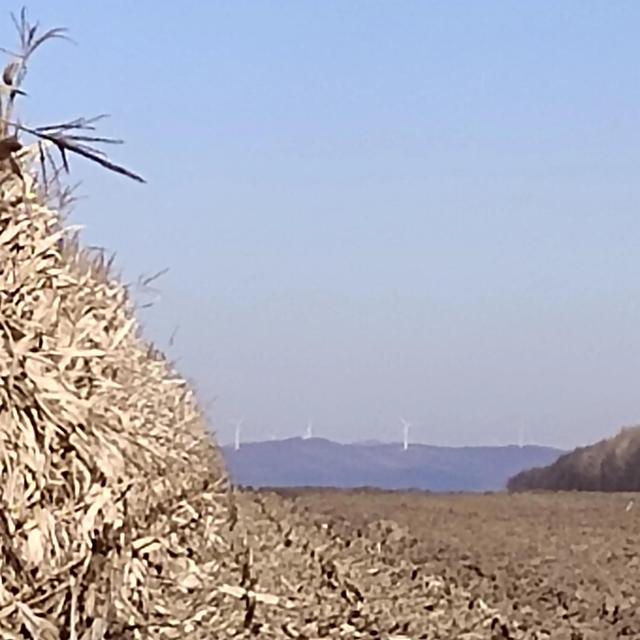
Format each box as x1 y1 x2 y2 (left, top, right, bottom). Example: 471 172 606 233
221 489 511 638
254 488 640 639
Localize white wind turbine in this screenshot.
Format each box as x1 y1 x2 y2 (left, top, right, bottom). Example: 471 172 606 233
400 417 411 451
232 417 244 451
303 417 313 440
518 424 525 448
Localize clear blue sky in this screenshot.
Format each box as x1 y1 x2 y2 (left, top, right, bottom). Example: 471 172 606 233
3 2 640 449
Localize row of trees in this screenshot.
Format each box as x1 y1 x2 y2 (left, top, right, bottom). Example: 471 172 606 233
508 427 640 492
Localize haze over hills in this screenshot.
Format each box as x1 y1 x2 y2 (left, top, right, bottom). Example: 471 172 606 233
508 425 640 492
222 437 564 492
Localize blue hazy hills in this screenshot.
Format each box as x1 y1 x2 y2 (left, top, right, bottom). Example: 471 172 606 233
222 437 563 492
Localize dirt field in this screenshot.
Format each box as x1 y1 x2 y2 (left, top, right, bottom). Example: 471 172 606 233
258 488 640 639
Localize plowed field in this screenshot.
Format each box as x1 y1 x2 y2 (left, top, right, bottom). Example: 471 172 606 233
250 489 640 639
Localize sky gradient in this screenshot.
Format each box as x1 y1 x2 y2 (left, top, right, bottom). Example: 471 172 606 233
3 2 640 449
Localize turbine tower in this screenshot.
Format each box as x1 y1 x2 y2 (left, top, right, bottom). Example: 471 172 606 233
400 417 411 451
303 417 313 440
232 417 244 451
518 424 525 448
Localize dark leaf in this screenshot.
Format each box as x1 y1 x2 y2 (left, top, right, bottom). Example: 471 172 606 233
0 135 21 160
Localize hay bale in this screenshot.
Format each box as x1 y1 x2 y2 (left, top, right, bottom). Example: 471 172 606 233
0 13 231 638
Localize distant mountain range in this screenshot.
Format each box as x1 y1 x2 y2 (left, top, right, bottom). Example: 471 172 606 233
221 437 564 492
508 425 640 492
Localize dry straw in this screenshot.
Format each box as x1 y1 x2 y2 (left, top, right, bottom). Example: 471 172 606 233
0 10 232 638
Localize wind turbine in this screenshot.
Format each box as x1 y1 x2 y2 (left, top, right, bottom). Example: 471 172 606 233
303 417 313 440
400 417 411 451
232 417 244 451
518 424 525 448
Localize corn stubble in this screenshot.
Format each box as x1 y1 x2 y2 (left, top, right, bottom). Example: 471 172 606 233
0 11 515 639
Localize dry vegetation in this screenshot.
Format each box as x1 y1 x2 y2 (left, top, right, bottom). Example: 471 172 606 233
2 10 638 639
0 12 234 637
508 425 640 492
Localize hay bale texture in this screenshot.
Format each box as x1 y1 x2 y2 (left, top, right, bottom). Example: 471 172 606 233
0 12 232 638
